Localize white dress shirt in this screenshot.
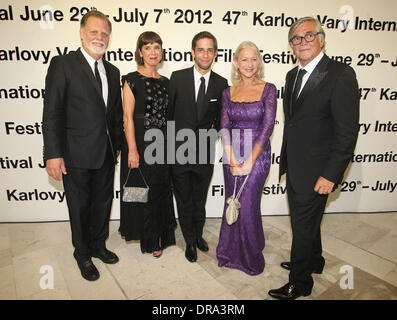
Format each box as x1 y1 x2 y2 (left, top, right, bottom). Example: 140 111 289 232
81 47 108 106
297 51 324 96
193 66 211 101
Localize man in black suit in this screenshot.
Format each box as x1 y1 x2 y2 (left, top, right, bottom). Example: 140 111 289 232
268 17 359 299
42 11 123 281
168 31 228 263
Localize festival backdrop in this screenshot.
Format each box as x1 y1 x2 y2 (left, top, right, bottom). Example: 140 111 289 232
0 0 396 222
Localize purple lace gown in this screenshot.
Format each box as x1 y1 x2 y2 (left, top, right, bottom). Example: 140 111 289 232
216 83 277 275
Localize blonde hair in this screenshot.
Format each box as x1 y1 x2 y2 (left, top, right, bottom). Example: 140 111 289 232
232 41 264 81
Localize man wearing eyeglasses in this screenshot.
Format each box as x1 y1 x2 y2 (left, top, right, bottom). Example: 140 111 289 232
269 17 359 300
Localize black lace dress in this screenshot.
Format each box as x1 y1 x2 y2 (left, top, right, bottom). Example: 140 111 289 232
119 71 176 253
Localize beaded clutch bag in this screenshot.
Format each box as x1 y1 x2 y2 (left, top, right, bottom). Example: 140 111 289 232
122 168 149 203
225 175 249 225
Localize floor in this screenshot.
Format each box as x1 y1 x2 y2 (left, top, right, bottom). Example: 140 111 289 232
1 212 397 300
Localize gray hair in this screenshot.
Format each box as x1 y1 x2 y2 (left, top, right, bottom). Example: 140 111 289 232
80 10 112 33
288 16 325 47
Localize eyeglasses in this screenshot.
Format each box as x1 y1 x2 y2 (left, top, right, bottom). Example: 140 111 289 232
289 32 323 45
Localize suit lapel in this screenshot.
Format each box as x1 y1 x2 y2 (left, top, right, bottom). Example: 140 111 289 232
286 67 298 120
201 71 216 117
187 67 198 121
103 59 112 110
293 55 330 115
76 48 106 109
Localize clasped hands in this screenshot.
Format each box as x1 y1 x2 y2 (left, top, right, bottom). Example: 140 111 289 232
230 161 252 176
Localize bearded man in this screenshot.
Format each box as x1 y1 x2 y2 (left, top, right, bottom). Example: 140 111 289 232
42 11 123 281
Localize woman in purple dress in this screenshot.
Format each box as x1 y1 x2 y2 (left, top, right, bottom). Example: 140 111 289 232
216 41 277 275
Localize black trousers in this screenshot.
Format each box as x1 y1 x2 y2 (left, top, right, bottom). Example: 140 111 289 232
62 142 115 263
286 174 327 293
171 164 213 245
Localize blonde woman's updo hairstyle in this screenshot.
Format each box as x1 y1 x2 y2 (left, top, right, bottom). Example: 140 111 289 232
232 41 264 81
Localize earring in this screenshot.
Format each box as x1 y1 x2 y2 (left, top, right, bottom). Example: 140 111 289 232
140 56 143 64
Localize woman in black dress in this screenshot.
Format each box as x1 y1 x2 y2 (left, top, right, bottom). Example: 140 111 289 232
119 31 176 257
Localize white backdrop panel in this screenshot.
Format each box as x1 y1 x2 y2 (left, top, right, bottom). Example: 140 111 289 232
0 0 396 222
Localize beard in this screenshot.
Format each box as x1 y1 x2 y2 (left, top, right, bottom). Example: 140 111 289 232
194 58 213 71
83 38 107 56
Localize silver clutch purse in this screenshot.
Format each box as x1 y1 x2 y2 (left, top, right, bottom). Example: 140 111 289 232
226 175 249 225
122 168 149 203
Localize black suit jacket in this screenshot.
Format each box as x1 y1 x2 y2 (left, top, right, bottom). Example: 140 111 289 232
43 48 123 169
168 66 228 164
279 54 359 193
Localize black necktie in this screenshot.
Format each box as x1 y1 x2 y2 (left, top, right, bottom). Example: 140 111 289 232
290 68 307 115
196 76 205 120
94 61 103 96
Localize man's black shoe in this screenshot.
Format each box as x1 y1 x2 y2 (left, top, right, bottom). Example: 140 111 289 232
196 238 209 252
280 261 323 274
91 248 119 264
268 283 310 300
185 244 197 262
77 259 99 281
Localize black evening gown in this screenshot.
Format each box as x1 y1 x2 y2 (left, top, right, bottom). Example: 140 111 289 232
119 71 176 253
